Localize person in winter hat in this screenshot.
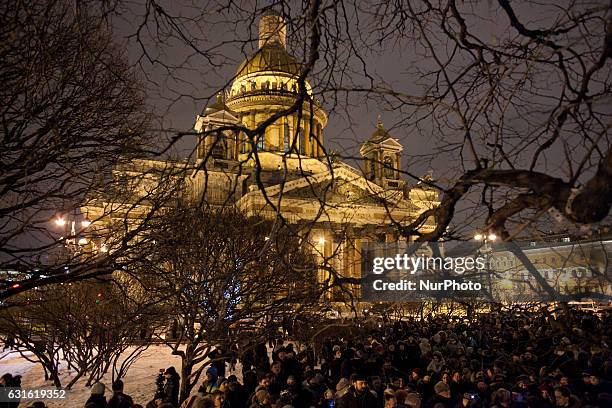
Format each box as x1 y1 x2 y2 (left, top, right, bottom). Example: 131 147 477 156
85 382 107 408
199 367 220 396
427 352 446 375
420 339 432 356
163 366 181 407
335 377 350 400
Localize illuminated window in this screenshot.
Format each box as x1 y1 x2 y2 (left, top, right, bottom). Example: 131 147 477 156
211 136 226 159
383 157 395 179
256 135 265 151
241 132 248 153
299 127 305 155
284 123 290 152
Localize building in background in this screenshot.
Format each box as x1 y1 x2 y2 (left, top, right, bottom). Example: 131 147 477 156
488 235 612 301
83 14 439 306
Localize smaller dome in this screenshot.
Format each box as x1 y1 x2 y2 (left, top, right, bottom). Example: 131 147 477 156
203 93 230 114
368 118 391 143
236 43 301 78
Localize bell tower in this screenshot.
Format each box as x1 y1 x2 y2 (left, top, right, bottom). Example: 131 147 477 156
258 12 286 48
359 118 404 189
193 93 240 163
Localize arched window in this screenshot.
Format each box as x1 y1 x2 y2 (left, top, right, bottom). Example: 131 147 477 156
298 127 305 155
369 159 376 180
211 136 227 159
241 132 248 153
256 135 265 151
283 123 290 152
383 156 395 179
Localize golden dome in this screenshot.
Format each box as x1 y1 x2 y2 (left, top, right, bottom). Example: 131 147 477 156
368 119 391 143
236 43 301 78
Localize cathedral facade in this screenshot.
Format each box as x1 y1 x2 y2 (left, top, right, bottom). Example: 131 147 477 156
85 14 438 304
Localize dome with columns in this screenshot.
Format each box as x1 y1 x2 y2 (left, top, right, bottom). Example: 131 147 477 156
235 43 300 79
218 13 326 160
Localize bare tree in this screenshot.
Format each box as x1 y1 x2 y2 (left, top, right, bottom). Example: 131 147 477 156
331 1 612 241
4 0 610 307
112 0 611 239
0 280 157 388
130 204 322 402
0 0 151 299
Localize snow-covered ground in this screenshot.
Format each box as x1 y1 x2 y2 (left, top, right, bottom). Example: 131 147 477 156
1 345 231 407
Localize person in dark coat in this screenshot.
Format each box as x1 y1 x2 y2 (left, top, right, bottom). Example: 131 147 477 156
224 375 248 408
107 380 134 408
85 382 108 408
162 367 181 407
1 373 22 408
336 374 378 408
425 381 452 408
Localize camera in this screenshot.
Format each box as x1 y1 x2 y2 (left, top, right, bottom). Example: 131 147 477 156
464 393 478 400
154 369 165 399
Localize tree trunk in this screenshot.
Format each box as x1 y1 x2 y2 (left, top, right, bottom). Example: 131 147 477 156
48 367 62 388
179 346 196 404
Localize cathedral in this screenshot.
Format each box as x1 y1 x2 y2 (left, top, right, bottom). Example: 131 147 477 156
85 14 438 304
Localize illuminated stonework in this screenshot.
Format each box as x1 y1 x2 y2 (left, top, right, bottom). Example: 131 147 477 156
194 13 327 160
85 14 439 309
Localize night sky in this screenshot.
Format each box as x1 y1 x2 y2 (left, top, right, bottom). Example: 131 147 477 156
107 0 610 236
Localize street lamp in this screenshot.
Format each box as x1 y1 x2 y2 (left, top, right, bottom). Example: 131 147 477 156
53 213 92 254
474 232 497 243
474 231 497 300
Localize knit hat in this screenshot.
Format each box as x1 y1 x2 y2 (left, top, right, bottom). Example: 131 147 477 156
405 392 421 408
206 366 218 377
336 378 350 392
91 382 105 395
434 381 450 395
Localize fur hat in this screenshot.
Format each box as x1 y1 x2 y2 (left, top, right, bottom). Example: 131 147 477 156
336 378 350 392
434 381 450 395
91 382 105 395
405 392 421 408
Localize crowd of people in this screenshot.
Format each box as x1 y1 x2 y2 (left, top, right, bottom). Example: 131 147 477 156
176 308 611 408
2 307 611 408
